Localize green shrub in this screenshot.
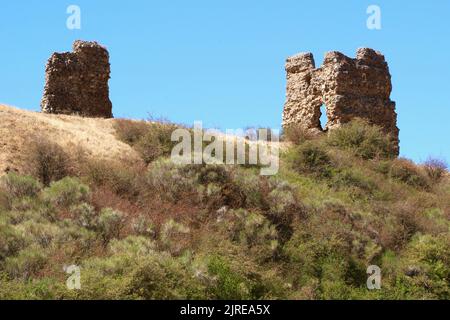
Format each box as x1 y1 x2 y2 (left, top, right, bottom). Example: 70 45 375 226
42 177 90 208
331 168 378 198
109 236 155 256
289 142 332 178
206 256 252 300
3 245 48 279
0 275 68 300
225 209 278 260
327 119 396 160
160 219 190 256
77 236 203 299
0 223 27 260
284 228 367 298
128 254 203 299
390 158 430 189
26 138 72 186
58 220 98 251
265 179 303 243
15 221 62 249
115 119 180 164
385 234 450 299
374 160 392 175
0 173 41 204
231 169 264 208
131 216 156 238
146 159 199 202
70 203 97 229
130 257 204 300
97 208 125 244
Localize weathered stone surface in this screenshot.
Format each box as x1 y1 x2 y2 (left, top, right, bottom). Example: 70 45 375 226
283 48 399 154
41 40 113 118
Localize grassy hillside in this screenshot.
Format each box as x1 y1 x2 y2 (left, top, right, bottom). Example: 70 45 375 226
0 109 448 300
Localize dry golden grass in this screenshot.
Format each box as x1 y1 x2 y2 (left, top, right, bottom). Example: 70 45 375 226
0 104 141 174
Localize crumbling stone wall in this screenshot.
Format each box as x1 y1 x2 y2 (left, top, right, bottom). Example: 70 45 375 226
41 40 113 118
283 48 399 154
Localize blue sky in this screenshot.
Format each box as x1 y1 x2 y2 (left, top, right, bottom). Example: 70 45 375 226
0 0 449 162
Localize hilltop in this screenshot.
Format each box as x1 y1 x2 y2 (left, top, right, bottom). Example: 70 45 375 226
0 104 140 174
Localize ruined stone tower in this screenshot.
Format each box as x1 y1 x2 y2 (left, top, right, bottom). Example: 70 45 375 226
283 48 399 154
41 40 113 118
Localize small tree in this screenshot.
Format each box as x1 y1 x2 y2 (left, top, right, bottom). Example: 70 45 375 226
424 157 448 184
26 138 71 186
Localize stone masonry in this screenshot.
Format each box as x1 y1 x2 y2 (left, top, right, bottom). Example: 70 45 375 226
283 48 399 154
41 40 113 118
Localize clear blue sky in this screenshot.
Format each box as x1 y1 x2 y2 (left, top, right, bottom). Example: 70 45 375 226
0 0 449 163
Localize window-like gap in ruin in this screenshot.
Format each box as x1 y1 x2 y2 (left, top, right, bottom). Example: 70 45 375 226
320 104 328 131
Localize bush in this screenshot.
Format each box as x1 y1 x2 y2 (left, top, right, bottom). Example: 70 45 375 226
3 245 48 279
424 157 448 184
206 256 252 300
391 234 450 299
76 236 203 299
42 177 90 208
114 119 150 145
265 179 304 243
131 216 156 238
197 165 231 185
231 169 265 209
15 221 62 249
327 119 396 160
224 209 278 261
203 181 247 211
82 159 144 198
26 138 72 186
283 220 368 298
283 124 315 145
115 119 180 164
160 219 190 255
71 203 97 229
0 223 27 260
128 253 203 299
331 168 378 198
289 142 332 178
146 159 198 202
390 158 429 189
135 131 165 164
97 208 125 244
0 173 41 203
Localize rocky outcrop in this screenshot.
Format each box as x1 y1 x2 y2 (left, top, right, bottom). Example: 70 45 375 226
41 40 113 118
283 48 399 154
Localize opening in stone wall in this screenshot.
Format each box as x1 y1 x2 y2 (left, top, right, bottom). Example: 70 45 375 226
320 104 328 131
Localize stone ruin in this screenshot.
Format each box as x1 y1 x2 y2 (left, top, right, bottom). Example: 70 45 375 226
41 40 113 118
282 48 399 154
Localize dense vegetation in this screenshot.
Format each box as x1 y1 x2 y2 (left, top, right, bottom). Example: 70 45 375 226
0 119 448 300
